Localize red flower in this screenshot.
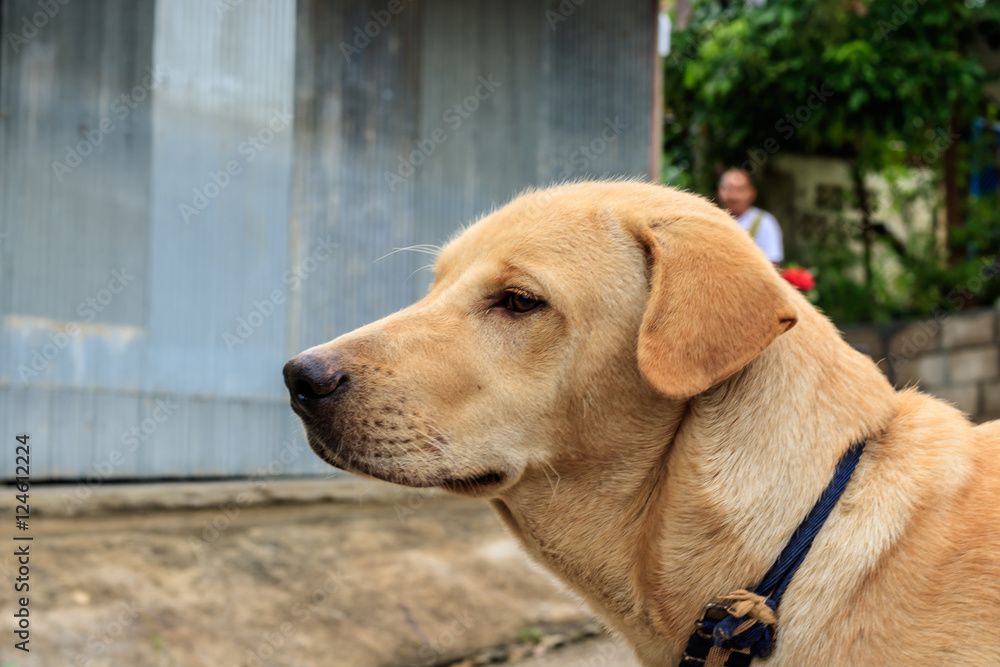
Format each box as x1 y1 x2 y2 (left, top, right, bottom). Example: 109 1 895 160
781 266 816 292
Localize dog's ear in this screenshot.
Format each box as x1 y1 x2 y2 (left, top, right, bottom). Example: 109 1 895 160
629 212 798 399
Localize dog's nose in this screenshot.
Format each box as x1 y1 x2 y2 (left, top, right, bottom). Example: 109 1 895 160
283 352 348 405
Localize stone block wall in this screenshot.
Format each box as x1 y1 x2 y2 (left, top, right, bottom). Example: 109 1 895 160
840 307 1000 424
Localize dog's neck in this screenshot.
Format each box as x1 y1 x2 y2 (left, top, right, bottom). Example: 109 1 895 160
492 390 685 631
492 308 897 660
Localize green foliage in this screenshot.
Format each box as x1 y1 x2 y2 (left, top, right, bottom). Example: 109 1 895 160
666 0 992 182
517 625 545 645
663 0 1000 323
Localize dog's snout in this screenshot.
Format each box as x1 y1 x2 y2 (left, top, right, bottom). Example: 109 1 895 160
283 353 348 404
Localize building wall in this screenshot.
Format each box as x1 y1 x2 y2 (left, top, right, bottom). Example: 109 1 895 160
842 307 1000 424
0 0 657 481
761 153 941 270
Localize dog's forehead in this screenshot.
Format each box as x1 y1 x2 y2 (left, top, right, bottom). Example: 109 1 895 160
437 188 634 276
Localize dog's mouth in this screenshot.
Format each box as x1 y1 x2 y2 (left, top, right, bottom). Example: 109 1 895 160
304 429 510 496
438 471 507 496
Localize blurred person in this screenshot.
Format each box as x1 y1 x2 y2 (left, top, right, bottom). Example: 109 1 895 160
717 168 784 263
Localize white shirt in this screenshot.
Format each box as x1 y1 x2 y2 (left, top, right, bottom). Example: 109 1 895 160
736 207 784 263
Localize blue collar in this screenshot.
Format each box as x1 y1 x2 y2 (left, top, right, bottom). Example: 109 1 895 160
679 440 867 666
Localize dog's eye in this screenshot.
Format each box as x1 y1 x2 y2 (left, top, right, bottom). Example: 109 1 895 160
503 290 543 313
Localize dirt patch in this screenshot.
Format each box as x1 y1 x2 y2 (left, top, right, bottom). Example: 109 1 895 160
0 479 593 666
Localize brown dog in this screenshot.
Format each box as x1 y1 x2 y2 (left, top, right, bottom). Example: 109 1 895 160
284 181 1000 665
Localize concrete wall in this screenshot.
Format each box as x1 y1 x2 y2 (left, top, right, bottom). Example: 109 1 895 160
760 153 942 269
842 307 1000 424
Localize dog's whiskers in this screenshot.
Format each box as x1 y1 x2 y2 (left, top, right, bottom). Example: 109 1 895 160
374 244 443 264
412 424 458 469
405 263 436 282
541 460 561 508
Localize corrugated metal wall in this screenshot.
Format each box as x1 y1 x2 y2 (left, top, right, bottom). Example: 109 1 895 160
1 0 162 480
0 0 656 481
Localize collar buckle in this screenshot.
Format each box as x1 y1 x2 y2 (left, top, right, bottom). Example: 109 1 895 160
695 601 731 638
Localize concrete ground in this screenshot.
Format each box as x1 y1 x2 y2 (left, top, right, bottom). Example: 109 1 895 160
0 478 641 667
503 638 639 666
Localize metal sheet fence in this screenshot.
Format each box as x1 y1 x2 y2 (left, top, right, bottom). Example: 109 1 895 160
0 0 656 481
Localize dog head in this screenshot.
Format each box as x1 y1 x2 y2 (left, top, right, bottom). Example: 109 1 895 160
284 181 797 496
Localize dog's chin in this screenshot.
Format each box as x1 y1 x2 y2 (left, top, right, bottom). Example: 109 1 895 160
305 432 513 498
